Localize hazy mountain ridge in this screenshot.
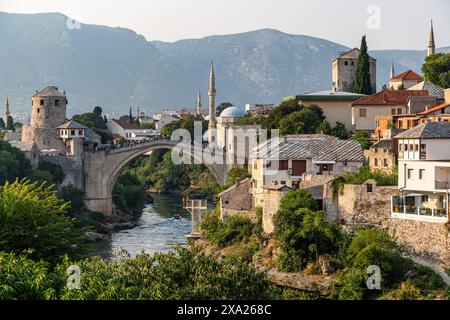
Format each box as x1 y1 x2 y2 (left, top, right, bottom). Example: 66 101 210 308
0 12 448 118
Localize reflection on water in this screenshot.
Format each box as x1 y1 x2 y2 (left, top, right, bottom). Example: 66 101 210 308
91 194 192 260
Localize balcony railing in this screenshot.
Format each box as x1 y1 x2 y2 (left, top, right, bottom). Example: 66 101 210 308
392 205 448 219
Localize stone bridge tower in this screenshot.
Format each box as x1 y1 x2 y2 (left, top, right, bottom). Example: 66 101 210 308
22 86 68 151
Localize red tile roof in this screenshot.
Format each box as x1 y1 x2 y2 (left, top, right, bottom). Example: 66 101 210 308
352 90 429 106
391 70 422 81
112 134 122 140
112 119 140 130
418 102 450 115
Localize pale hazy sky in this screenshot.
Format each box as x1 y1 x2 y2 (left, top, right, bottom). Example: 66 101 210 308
1 0 449 50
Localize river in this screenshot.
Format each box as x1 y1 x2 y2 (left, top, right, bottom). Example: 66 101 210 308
91 194 193 259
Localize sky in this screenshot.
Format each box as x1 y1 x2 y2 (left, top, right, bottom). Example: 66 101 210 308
0 0 449 50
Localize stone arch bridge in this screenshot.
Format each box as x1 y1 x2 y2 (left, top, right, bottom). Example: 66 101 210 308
83 137 229 215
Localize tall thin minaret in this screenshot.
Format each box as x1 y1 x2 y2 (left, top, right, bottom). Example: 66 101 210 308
4 97 10 125
208 61 217 143
428 19 435 57
389 62 395 80
196 89 202 116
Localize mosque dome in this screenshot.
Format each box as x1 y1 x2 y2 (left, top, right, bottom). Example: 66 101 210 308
219 106 245 118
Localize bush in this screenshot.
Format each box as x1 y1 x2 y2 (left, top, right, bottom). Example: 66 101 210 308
56 247 278 300
0 180 89 263
0 252 58 300
60 184 86 214
38 161 65 185
202 210 256 247
113 171 148 215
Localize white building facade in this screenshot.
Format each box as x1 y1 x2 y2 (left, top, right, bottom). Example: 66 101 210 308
392 122 450 223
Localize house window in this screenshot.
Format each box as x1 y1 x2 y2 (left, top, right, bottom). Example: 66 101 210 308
351 61 354 66
374 158 378 167
415 144 419 152
374 148 378 153
383 159 388 167
421 195 429 203
409 144 414 151
420 144 426 159
407 169 413 179
55 99 59 106
78 130 83 136
359 108 367 117
281 181 286 185
344 61 348 66
278 160 288 170
391 108 396 115
265 161 272 168
37 108 40 114
404 144 408 151
367 184 373 192
399 144 403 152
419 169 425 180
397 108 402 115
40 99 44 106
254 162 257 169
71 130 75 136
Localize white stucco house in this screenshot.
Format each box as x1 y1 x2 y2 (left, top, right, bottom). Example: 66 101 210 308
107 119 145 140
392 122 450 223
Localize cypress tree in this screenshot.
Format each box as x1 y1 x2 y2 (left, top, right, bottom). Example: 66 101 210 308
128 107 133 124
0 118 5 129
354 35 372 95
6 116 14 131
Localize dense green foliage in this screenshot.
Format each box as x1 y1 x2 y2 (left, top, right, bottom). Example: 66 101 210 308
0 180 88 263
202 209 259 248
73 106 111 143
352 131 372 149
331 121 349 139
224 166 250 189
422 53 450 88
160 115 208 138
354 35 372 95
0 140 33 183
273 189 343 272
38 161 65 184
113 171 148 215
333 228 446 300
0 118 4 128
278 105 325 135
266 98 301 130
330 166 397 200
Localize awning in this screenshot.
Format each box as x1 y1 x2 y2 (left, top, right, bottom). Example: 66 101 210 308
404 193 426 197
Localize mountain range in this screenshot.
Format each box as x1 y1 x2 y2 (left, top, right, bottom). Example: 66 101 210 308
0 11 448 119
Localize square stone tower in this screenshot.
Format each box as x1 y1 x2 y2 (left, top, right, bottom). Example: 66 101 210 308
332 48 377 93
22 86 68 151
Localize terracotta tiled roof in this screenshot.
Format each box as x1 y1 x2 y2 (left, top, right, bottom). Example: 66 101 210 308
418 102 450 115
391 70 422 81
112 119 140 130
352 90 429 106
112 134 122 140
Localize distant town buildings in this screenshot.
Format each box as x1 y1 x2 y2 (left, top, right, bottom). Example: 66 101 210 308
389 69 422 90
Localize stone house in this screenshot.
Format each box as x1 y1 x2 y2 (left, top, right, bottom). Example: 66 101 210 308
107 119 145 140
331 48 377 94
251 134 365 208
218 178 254 221
368 139 396 174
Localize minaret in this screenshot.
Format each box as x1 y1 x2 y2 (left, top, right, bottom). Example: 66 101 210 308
4 97 10 125
196 89 202 116
208 61 217 143
389 62 395 80
428 19 435 57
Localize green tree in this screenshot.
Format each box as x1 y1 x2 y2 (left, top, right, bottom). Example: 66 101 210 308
421 53 450 88
112 171 148 215
278 105 324 135
266 98 302 129
216 102 233 117
0 180 88 263
0 140 33 184
6 116 14 131
0 118 5 129
352 131 373 149
38 161 65 185
224 166 249 189
316 120 332 134
354 35 372 95
93 106 103 117
331 121 349 139
60 184 86 214
73 107 112 144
